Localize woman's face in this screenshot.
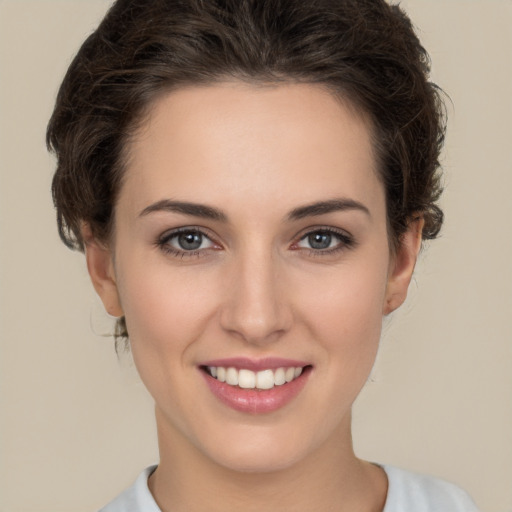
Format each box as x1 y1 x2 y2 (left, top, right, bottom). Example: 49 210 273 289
87 82 419 472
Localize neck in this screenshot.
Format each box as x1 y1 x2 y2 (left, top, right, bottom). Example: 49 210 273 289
149 408 387 512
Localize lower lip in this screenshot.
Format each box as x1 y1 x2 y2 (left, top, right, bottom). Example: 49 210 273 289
201 368 311 414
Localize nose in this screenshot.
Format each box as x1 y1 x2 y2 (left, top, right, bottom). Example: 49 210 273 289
219 248 292 345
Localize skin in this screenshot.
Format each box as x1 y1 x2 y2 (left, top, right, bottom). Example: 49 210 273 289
84 82 423 512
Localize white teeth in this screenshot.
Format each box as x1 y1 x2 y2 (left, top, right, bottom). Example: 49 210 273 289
207 365 306 389
238 369 256 389
256 369 275 390
274 367 286 386
285 367 295 382
217 367 226 382
226 367 239 386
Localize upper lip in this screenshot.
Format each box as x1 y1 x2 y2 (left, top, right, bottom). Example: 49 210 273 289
199 357 311 372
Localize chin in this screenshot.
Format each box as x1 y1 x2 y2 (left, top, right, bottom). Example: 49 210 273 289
196 422 320 474
208 443 305 474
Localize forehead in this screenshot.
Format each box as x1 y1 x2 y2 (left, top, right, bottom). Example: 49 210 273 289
120 82 384 219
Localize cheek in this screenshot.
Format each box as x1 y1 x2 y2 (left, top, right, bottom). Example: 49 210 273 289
114 256 220 362
300 262 388 337
114 260 223 427
295 256 389 381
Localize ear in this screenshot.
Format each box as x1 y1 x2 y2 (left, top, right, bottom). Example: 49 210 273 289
383 217 424 315
82 224 124 317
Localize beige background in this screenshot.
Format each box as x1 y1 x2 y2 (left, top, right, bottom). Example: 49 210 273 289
0 1 511 511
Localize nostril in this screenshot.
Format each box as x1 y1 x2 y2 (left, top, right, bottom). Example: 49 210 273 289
219 303 292 344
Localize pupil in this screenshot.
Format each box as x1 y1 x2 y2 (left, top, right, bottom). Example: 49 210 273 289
309 232 331 250
178 232 202 250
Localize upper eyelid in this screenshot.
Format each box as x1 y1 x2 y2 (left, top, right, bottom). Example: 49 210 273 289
293 225 353 241
159 226 216 241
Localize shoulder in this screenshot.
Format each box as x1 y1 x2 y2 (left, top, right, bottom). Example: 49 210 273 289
382 465 480 512
98 465 160 512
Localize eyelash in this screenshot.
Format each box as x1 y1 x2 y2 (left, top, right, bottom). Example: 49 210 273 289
156 227 219 259
293 227 355 257
155 226 355 259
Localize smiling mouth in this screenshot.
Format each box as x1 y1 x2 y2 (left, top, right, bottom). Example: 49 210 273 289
201 365 311 390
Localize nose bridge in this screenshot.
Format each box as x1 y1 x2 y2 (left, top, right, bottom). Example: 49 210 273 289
220 241 290 343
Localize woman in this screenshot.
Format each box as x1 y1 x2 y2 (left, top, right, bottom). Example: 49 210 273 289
47 0 480 510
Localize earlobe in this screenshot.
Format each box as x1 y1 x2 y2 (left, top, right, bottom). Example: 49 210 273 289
82 224 124 318
383 217 424 315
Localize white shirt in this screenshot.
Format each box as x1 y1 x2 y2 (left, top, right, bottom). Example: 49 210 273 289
99 464 480 512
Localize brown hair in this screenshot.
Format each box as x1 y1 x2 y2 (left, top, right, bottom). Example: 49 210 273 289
47 0 446 342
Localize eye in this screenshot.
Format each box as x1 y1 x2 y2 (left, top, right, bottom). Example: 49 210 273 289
299 232 336 250
157 228 218 257
173 231 209 251
294 228 354 254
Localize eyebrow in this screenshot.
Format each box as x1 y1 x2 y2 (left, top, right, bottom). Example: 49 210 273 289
138 197 370 222
139 200 228 222
287 198 370 221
